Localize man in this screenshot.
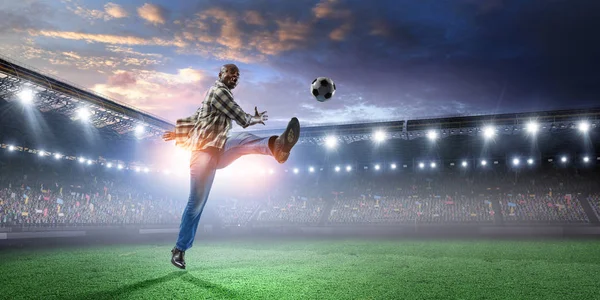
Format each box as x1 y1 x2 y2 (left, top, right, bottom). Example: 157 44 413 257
162 63 300 269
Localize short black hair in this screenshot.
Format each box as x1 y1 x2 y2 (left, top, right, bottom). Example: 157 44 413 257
220 64 238 74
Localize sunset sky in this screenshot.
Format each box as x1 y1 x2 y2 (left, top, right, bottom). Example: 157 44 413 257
1 0 599 129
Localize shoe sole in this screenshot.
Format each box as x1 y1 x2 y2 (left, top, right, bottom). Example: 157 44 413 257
171 258 186 269
277 117 300 163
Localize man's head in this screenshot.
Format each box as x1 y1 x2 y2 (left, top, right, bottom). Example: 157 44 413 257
218 64 240 90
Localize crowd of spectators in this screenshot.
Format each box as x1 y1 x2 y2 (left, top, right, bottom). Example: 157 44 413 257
0 162 184 227
1 158 599 228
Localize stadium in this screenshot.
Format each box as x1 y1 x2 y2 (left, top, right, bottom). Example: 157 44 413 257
2 51 600 300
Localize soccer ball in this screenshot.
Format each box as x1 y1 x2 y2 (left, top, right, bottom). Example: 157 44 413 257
311 77 336 102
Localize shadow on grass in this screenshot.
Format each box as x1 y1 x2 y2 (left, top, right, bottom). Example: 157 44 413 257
181 272 239 299
71 271 237 299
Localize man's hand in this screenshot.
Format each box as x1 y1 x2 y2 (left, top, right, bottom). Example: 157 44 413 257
251 106 268 125
162 131 175 142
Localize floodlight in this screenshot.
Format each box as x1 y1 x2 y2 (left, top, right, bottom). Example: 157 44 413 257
427 130 438 141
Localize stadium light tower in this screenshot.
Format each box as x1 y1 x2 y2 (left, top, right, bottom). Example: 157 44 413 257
18 89 34 104
527 158 534 165
374 130 386 143
419 162 425 169
483 126 495 139
390 163 397 170
309 166 314 173
430 162 436 168
8 145 15 151
107 163 113 168
78 157 85 163
578 121 590 133
346 165 352 172
561 156 568 163
427 130 438 141
512 158 520 166
38 150 45 157
374 164 380 170
87 159 92 165
293 168 299 174
461 161 468 168
118 164 124 170
526 121 539 134
325 136 337 149
335 166 340 172
583 156 590 163
481 160 488 166
54 153 61 160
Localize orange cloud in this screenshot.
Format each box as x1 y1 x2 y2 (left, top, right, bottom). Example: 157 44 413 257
66 1 128 21
313 0 352 19
105 2 128 19
28 29 187 47
195 8 243 49
137 3 166 25
93 68 211 121
329 22 353 41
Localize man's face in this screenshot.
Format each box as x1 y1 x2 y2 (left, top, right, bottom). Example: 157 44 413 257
220 66 240 90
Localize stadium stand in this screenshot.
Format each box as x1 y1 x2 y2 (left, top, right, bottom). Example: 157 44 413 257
1 55 600 235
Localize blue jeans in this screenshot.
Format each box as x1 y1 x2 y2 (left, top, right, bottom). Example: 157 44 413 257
175 132 273 251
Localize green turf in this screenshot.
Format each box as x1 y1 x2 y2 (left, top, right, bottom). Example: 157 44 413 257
1 238 600 300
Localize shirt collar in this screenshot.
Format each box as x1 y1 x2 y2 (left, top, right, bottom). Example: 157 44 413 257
214 80 231 92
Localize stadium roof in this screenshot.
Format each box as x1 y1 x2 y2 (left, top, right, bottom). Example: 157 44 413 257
0 55 173 140
246 107 600 146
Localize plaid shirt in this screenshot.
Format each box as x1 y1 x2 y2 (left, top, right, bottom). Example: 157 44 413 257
174 80 253 151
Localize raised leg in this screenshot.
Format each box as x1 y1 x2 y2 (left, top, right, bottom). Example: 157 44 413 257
216 132 275 169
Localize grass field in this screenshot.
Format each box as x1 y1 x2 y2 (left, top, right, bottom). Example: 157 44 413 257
1 238 600 300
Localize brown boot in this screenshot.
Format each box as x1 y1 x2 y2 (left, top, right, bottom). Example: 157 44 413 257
272 117 300 164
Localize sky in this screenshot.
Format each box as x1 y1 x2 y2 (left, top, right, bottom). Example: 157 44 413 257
1 0 599 130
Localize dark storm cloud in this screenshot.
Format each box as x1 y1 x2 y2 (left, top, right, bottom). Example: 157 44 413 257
255 0 600 117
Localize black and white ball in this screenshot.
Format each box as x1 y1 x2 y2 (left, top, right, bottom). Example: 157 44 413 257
311 77 336 102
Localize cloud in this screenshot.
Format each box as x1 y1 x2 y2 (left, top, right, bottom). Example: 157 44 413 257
174 8 312 62
28 29 187 47
104 2 128 18
107 71 136 86
65 1 127 22
329 22 353 41
3 43 163 73
137 3 166 25
313 0 352 19
0 1 56 33
68 5 106 21
92 68 211 121
243 11 266 26
105 45 163 58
